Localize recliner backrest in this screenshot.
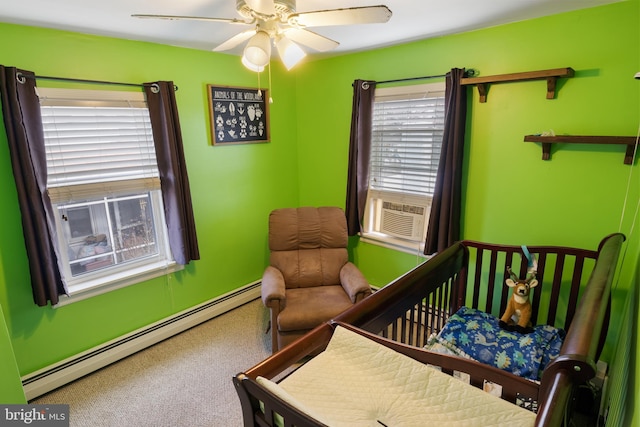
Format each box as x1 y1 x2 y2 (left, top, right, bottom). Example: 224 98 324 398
269 207 349 289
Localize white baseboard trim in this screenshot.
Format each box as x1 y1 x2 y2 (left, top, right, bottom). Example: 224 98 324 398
22 280 262 401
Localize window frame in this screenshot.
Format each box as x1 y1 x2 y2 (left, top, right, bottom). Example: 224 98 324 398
37 87 181 305
361 82 446 255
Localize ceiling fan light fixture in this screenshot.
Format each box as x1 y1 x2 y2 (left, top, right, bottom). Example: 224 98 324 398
241 55 265 72
276 36 306 70
242 30 271 70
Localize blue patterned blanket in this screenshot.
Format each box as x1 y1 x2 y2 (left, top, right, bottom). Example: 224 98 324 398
425 306 565 381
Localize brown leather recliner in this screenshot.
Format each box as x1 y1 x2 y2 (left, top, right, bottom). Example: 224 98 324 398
261 207 372 353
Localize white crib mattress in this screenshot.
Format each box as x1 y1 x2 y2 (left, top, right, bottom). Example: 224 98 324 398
257 325 536 427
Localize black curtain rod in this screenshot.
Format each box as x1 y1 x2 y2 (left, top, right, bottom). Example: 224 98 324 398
364 69 477 86
16 72 178 91
376 74 447 85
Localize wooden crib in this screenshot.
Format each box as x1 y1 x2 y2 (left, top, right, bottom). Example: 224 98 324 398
234 233 625 426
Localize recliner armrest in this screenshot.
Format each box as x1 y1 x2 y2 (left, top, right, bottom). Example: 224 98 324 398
262 266 286 310
340 262 371 303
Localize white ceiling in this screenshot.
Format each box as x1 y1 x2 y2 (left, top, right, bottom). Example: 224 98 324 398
0 0 623 58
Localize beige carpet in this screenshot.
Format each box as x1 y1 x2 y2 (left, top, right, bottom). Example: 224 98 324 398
32 299 272 427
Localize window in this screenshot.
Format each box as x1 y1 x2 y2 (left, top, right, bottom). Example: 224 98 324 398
362 82 446 253
38 88 177 300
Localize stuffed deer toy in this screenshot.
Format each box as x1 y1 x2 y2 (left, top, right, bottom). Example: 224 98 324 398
499 267 538 333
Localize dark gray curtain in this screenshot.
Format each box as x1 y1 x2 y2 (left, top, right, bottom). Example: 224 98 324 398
144 81 200 265
0 66 65 306
345 79 375 236
424 68 467 255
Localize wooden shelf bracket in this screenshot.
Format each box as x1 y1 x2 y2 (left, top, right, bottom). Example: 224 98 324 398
461 67 575 103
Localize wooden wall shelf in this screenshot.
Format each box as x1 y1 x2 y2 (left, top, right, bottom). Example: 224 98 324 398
461 68 575 103
523 135 638 164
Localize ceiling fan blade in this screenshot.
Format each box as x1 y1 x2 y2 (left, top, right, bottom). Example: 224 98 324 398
288 6 392 27
132 14 249 24
213 29 257 51
276 36 306 70
244 0 276 16
283 28 339 52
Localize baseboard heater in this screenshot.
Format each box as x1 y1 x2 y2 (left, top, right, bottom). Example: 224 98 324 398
22 281 262 401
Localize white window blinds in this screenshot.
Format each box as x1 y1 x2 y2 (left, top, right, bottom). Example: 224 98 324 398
37 88 160 202
370 84 446 197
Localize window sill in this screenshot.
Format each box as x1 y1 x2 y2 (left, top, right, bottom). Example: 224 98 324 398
54 261 183 307
360 233 429 258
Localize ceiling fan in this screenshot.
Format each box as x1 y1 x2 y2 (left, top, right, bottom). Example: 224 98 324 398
133 0 392 71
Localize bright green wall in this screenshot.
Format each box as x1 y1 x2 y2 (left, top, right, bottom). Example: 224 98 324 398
0 304 25 403
0 23 300 377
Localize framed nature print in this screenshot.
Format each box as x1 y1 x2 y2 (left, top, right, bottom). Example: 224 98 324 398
207 85 270 145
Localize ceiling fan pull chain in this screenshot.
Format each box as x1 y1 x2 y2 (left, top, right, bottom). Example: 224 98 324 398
268 62 273 104
257 71 262 98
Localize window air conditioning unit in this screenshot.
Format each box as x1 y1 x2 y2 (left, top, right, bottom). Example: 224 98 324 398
380 200 429 241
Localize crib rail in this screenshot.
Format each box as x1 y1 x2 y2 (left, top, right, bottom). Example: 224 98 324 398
334 240 467 347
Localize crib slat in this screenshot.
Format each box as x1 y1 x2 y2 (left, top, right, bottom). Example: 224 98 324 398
408 303 416 345
436 286 443 331
516 251 529 279
262 403 278 427
547 254 566 326
472 248 483 308
442 277 451 331
429 291 438 338
487 250 500 314
498 250 515 316
565 255 585 330
416 299 425 347
530 252 547 325
454 248 470 313
391 316 399 341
